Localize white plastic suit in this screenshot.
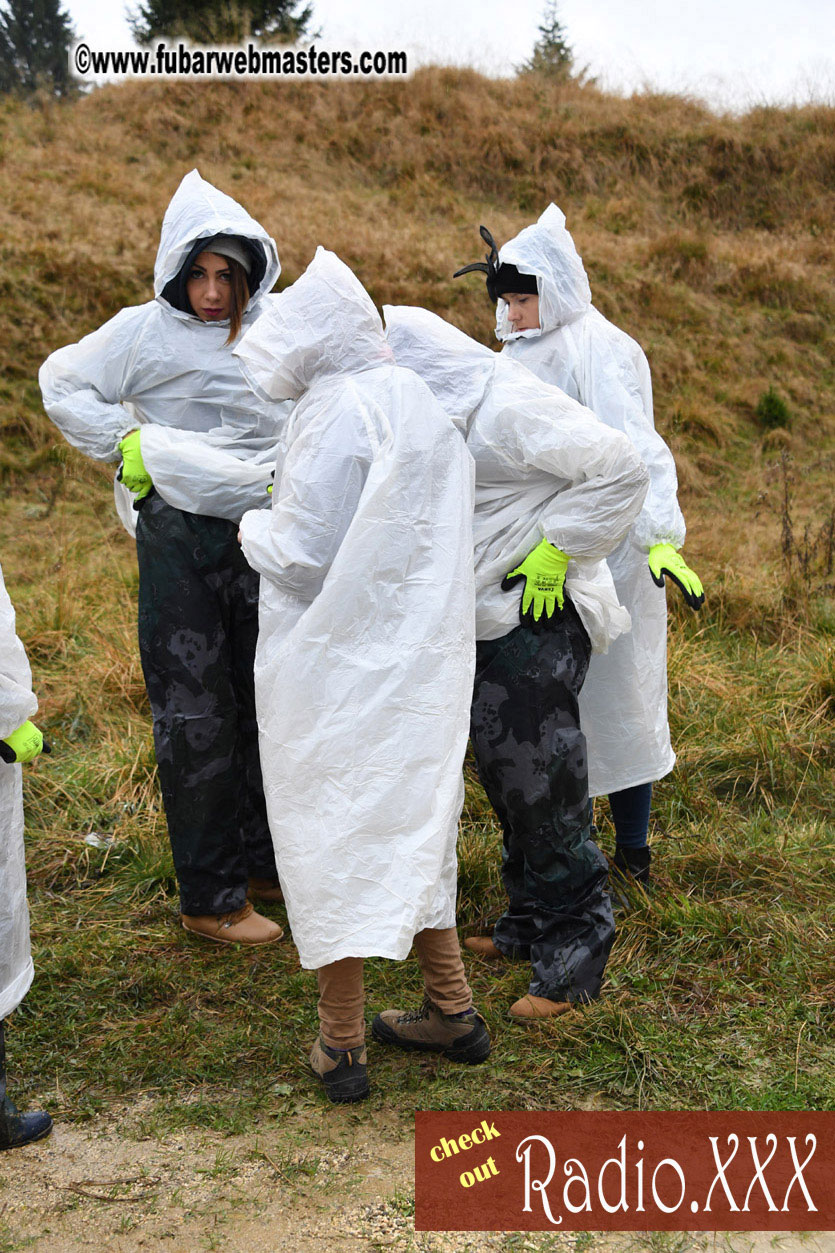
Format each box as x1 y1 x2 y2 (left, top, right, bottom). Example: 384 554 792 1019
237 250 476 971
383 306 649 653
0 562 36 1022
497 204 686 795
39 169 289 529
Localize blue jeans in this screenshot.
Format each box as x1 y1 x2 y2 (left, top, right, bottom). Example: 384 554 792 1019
591 782 653 849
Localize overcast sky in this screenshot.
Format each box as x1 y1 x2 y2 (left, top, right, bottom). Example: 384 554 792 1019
65 0 834 112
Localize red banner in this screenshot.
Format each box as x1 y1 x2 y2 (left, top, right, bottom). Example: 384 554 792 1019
414 1112 834 1232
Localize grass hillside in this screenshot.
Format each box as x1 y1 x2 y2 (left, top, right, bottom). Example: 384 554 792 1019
0 70 833 1143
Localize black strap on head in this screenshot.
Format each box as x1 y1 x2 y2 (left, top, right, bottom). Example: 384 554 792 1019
454 225 503 304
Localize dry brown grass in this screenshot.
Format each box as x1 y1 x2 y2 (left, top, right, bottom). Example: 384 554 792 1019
2 72 833 586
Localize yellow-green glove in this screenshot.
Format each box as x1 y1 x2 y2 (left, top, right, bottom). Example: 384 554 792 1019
0 720 44 764
117 430 152 500
648 543 705 610
502 538 570 629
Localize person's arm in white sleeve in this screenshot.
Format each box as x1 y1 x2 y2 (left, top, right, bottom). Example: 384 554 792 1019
239 391 372 597
139 424 285 522
38 306 149 463
588 326 685 552
0 571 38 744
499 391 649 560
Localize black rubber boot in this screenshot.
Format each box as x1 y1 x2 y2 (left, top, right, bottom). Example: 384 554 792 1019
0 1022 52 1151
613 845 651 888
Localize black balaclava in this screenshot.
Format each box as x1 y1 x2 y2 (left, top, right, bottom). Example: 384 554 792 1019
160 234 268 315
453 225 539 304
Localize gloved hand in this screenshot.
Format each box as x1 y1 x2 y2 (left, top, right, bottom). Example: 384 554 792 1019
502 538 570 629
648 543 705 610
0 720 44 764
117 430 152 500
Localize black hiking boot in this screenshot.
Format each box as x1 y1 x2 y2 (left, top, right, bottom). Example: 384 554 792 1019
309 1035 369 1104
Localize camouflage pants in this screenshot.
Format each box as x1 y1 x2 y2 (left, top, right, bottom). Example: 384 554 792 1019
136 494 276 915
470 603 615 1003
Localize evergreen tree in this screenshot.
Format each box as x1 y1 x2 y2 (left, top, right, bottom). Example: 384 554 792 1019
0 0 76 96
518 0 573 79
128 0 313 45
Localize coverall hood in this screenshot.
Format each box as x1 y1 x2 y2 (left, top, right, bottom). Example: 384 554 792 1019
155 169 280 319
235 247 394 402
496 203 591 341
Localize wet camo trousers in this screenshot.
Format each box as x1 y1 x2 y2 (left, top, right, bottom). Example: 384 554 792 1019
136 494 276 915
470 603 615 1003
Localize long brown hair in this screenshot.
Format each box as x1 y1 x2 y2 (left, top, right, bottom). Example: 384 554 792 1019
226 258 251 345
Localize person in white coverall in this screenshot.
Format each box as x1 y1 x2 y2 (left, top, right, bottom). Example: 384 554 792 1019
455 206 704 887
385 306 649 1019
0 559 52 1149
235 249 490 1102
39 170 291 945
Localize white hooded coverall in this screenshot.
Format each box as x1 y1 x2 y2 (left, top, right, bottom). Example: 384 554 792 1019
39 170 289 916
0 561 36 1024
497 204 686 797
385 306 649 1003
237 250 476 971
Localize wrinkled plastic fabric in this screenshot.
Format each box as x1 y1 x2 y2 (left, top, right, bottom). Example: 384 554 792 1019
237 250 476 970
384 306 648 654
496 203 686 793
0 562 35 1021
39 169 290 529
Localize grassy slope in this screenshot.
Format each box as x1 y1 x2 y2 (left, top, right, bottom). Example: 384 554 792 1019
0 72 833 1124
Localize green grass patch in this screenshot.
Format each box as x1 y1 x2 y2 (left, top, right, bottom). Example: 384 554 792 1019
1 498 831 1123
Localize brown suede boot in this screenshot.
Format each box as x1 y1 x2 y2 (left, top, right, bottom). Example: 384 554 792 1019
247 877 284 904
182 902 283 946
372 999 490 1064
464 936 504 960
508 995 573 1021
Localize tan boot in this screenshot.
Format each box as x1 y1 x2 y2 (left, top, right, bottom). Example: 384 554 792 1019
247 877 284 904
463 936 504 960
372 999 491 1064
508 995 573 1021
182 902 283 946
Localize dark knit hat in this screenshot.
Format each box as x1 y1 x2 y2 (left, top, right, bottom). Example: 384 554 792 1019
492 264 539 299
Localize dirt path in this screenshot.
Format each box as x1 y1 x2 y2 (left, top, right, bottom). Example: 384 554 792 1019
1 1104 833 1252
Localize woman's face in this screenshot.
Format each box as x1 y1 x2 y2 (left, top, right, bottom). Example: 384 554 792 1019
503 292 540 333
186 251 233 322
